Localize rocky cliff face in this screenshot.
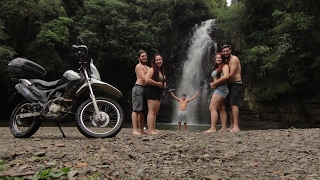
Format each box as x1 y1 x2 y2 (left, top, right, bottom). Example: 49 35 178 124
237 80 320 128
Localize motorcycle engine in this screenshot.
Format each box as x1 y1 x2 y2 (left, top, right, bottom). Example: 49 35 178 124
46 97 73 119
47 103 65 118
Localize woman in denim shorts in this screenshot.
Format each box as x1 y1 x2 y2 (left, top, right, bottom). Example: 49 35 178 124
205 52 229 133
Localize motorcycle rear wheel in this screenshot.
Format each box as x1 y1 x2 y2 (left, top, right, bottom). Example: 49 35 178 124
76 97 124 138
10 100 42 138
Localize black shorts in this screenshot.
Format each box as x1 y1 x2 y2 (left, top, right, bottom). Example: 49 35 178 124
145 85 162 100
227 82 242 106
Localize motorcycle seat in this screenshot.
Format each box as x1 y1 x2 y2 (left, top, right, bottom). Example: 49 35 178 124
29 79 60 89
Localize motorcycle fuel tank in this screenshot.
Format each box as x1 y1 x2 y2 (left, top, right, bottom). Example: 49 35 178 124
63 70 81 80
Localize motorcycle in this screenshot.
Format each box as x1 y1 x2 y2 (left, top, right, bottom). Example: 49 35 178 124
7 37 124 138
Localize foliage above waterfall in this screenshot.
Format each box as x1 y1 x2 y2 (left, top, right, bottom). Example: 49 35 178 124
215 0 320 102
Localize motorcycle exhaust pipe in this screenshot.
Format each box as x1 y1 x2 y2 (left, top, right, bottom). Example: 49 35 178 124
15 83 38 102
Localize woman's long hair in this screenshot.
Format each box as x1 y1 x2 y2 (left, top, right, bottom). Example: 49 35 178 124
151 54 165 83
213 52 227 78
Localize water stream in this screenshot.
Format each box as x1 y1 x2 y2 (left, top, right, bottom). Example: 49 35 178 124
172 19 216 125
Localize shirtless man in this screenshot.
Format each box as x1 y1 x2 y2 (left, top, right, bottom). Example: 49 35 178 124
222 45 242 132
170 90 199 132
132 50 149 135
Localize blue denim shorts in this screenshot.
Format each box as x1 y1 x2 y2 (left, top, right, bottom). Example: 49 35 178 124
213 85 229 98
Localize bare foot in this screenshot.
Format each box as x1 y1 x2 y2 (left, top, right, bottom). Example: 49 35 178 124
132 131 142 135
204 129 217 133
227 127 233 131
177 129 180 132
230 128 240 133
139 130 148 134
155 129 162 134
185 130 189 133
147 131 160 135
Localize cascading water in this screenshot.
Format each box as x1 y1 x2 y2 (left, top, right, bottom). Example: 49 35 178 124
172 19 216 125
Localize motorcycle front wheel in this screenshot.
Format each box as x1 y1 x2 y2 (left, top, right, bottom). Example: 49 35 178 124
9 100 42 138
76 97 124 138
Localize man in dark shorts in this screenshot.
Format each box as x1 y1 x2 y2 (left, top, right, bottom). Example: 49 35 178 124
222 45 242 132
132 50 149 135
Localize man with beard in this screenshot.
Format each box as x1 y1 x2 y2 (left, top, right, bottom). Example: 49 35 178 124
131 50 149 135
222 45 242 132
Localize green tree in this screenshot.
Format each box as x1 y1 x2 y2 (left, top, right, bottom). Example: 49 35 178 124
216 0 320 101
0 21 15 72
0 0 73 79
27 17 73 77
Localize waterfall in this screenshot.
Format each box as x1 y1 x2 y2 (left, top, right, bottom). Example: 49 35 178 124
172 19 216 125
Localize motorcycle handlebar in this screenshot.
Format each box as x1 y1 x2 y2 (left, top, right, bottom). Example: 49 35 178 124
72 45 88 59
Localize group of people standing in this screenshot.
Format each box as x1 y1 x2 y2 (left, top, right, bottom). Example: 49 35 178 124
131 44 242 135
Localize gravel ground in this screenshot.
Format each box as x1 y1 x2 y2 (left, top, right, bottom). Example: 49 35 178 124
0 126 320 180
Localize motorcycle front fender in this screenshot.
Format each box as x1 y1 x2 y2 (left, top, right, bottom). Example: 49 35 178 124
75 78 123 98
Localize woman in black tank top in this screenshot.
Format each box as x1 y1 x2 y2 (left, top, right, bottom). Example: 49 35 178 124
145 54 166 135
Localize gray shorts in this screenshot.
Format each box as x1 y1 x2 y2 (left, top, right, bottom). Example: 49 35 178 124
132 84 145 112
213 85 229 98
178 110 188 123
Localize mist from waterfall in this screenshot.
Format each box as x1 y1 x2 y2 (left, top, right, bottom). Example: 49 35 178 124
172 19 216 125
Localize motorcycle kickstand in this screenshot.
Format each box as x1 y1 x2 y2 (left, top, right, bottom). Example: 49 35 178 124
53 122 66 138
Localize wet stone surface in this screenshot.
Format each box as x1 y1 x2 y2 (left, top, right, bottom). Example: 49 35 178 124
0 127 320 179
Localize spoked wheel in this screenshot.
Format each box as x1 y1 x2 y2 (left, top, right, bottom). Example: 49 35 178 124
9 100 42 138
76 97 124 138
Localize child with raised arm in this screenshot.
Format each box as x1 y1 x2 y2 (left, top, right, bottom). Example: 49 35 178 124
170 90 199 132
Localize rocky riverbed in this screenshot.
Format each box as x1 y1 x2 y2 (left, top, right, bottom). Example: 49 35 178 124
0 127 320 180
